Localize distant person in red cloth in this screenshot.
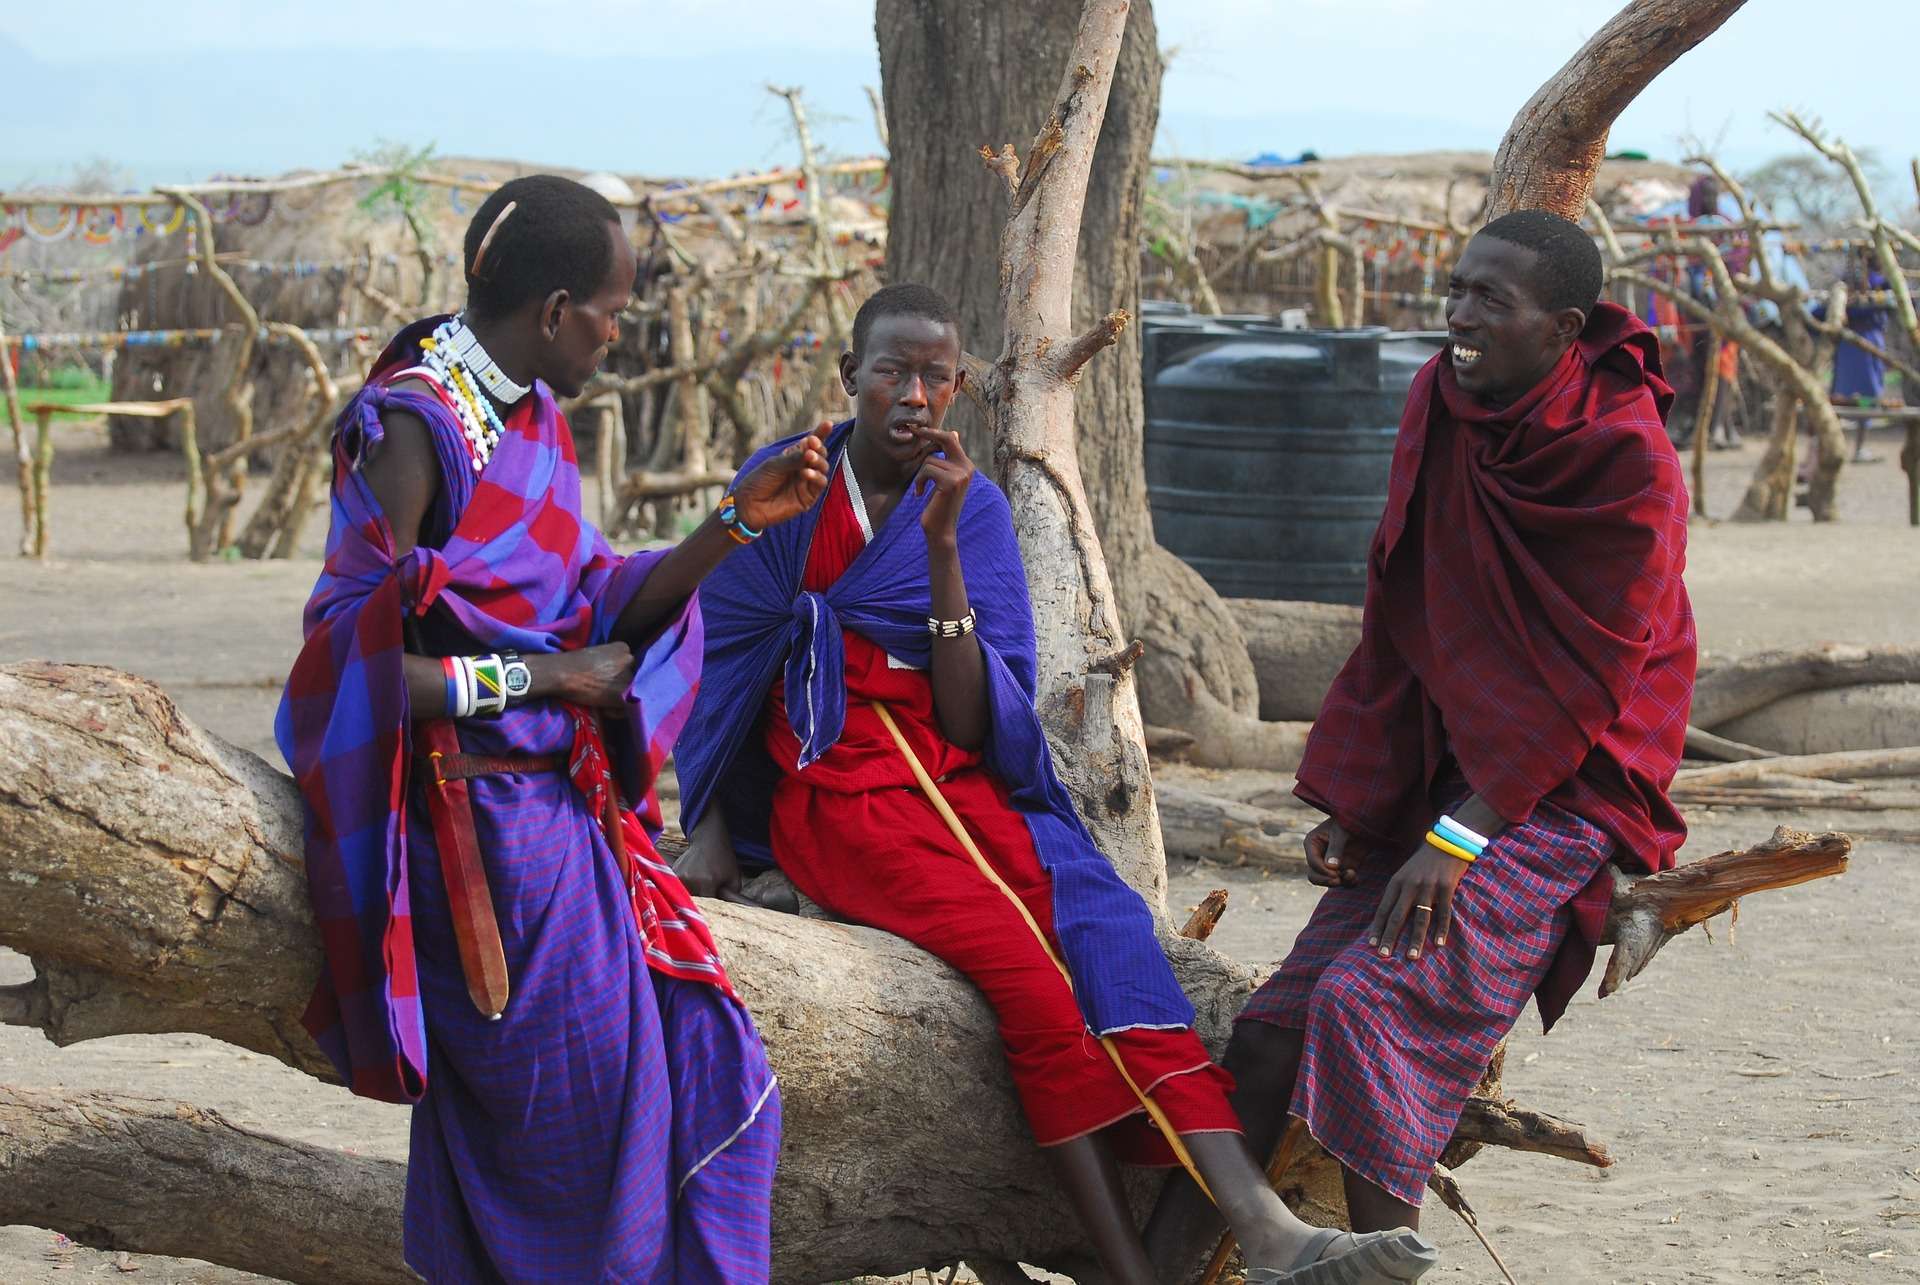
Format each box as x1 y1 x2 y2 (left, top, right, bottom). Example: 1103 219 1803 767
1147 210 1695 1283
674 284 1439 1284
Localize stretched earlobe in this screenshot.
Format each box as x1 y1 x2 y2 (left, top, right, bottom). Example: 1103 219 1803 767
542 290 570 341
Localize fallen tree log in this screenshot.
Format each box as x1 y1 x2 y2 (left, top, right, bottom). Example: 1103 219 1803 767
0 661 1854 1284
0 1085 408 1285
1158 784 1310 871
1223 597 1360 723
1691 643 1920 730
1714 683 1920 757
1673 747 1920 788
1682 725 1777 762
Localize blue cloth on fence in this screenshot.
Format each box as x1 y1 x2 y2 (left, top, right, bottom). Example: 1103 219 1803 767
676 421 1197 1037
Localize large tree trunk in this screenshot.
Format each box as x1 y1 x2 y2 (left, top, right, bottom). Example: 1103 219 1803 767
879 0 1266 771
1485 0 1752 218
0 664 1849 1282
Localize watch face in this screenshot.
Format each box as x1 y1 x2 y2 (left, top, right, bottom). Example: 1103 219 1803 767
504 666 533 696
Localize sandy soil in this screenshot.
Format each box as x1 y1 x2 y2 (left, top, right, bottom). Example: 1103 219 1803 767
2 419 1917 1283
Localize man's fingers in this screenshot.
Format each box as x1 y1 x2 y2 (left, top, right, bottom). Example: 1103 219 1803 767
1406 903 1433 960
1367 889 1396 950
1324 826 1347 871
1433 889 1456 948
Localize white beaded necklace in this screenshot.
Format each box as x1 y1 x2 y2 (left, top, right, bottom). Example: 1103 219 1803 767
420 318 518 471
444 315 531 404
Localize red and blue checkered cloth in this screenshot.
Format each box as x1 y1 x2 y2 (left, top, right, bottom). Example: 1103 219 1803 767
1295 302 1695 1027
275 318 726 1103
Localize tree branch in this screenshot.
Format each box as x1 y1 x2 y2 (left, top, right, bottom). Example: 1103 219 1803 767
1486 0 1750 218
1599 827 1852 996
1049 309 1131 381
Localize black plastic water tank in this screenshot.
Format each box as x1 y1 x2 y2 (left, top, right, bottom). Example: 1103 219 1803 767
1143 318 1441 603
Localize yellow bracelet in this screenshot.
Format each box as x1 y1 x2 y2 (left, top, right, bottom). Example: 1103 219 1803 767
1425 829 1478 863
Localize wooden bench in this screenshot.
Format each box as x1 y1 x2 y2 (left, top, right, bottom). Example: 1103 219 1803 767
19 399 196 558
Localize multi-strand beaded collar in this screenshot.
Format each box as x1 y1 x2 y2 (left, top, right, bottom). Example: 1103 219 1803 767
417 317 531 471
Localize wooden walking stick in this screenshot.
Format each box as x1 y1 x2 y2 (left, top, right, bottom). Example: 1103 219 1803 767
869 698 1216 1205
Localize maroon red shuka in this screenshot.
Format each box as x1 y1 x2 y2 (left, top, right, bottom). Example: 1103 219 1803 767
1296 302 1696 1028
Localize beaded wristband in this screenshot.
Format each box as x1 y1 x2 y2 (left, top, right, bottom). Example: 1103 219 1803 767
446 656 478 719
928 609 976 639
717 492 762 545
470 653 508 718
1424 829 1478 863
1435 813 1491 852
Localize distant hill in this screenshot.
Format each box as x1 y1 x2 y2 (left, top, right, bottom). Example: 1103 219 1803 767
0 37 889 187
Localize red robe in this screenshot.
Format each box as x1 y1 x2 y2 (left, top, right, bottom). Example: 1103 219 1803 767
1297 302 1694 1026
764 465 1238 1157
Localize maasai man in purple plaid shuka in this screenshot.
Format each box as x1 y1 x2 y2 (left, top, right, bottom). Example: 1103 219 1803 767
276 175 829 1283
1147 212 1695 1285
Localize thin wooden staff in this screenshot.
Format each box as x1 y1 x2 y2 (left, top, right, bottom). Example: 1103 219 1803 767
868 698 1216 1205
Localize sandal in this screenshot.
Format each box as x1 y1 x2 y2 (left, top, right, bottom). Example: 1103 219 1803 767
1243 1226 1439 1284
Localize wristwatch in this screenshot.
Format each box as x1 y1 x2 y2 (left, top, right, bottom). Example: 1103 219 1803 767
500 651 533 706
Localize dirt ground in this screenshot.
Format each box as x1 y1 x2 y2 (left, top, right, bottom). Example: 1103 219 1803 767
2 418 1917 1284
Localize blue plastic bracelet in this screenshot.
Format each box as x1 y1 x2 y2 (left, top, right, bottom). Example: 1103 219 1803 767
1433 815 1488 856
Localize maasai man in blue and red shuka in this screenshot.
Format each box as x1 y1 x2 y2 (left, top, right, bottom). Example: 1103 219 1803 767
671 284 1435 1285
276 175 829 1283
1148 210 1695 1284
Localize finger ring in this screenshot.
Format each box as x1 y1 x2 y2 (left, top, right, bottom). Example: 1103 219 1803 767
1414 904 1433 912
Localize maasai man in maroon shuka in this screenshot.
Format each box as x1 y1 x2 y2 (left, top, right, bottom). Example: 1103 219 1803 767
1146 210 1694 1285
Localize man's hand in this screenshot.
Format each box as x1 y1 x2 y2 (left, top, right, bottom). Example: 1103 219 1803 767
1304 817 1360 887
672 827 746 902
527 643 635 710
1368 845 1470 961
732 421 830 532
914 425 974 546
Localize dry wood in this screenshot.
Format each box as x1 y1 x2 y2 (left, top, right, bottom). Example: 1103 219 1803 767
1683 724 1778 762
1426 1165 1520 1285
1450 1096 1613 1168
1610 256 1848 520
962 0 1191 908
1774 111 1920 349
0 158 888 212
164 191 260 558
1674 747 1920 789
1178 889 1231 941
1485 0 1750 218
0 314 31 556
1598 826 1852 996
0 661 1212 1279
1691 642 1920 729
0 1085 408 1285
1158 785 1308 871
1668 781 1920 812
0 664 1853 1279
1225 597 1361 723
29 408 51 558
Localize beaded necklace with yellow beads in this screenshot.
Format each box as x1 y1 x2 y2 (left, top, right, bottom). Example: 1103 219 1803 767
418 317 529 472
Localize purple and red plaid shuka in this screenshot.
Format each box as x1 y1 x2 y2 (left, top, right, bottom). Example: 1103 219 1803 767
1251 304 1694 1209
1240 793 1611 1206
276 317 778 1281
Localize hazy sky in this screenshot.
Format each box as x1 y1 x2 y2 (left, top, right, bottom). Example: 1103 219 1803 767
3 0 1912 189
